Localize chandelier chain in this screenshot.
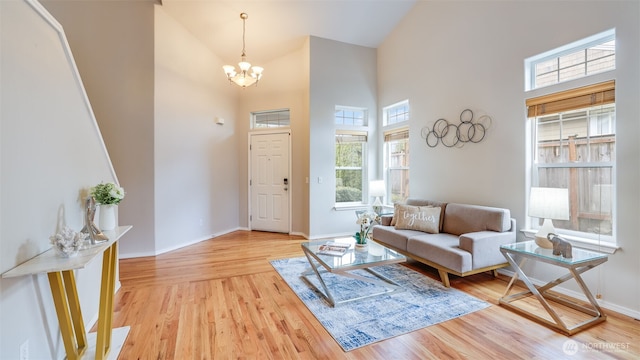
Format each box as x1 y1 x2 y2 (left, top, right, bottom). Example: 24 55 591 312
241 15 247 57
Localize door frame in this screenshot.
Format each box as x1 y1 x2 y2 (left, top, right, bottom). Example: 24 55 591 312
248 129 292 233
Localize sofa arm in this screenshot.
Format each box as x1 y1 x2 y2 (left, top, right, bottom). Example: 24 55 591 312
380 214 393 226
459 229 515 269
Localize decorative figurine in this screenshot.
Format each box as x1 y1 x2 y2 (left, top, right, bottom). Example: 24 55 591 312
547 233 572 258
50 226 87 257
81 196 109 244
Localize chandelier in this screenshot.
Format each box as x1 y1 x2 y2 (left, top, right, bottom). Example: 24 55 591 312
222 13 263 88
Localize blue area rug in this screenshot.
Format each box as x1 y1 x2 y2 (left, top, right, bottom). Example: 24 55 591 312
270 257 490 351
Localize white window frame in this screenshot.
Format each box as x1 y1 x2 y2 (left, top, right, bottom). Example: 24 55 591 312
383 100 410 126
251 109 290 129
527 85 618 253
382 100 410 206
334 105 369 208
335 106 367 126
384 127 409 205
335 130 368 207
525 29 615 91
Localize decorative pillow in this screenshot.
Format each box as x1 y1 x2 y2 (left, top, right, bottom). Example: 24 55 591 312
390 203 401 226
394 204 441 234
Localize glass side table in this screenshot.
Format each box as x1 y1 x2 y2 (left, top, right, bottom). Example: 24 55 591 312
499 240 608 335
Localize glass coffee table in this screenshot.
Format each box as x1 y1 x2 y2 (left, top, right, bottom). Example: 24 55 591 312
301 238 406 307
499 241 608 335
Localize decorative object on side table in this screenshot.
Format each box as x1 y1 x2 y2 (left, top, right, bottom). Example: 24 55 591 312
354 211 380 249
50 226 87 257
90 182 125 231
547 233 573 258
528 187 569 248
81 195 109 244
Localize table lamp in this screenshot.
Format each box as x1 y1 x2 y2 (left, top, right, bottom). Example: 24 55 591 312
370 180 386 215
528 187 570 248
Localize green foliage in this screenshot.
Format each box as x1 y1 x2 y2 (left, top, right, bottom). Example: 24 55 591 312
90 182 125 205
336 186 362 202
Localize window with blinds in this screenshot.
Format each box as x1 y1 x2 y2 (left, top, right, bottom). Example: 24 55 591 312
527 81 616 244
525 29 615 90
384 128 409 204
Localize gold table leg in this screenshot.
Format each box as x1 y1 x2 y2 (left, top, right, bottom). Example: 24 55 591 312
47 241 119 360
95 242 118 360
48 271 87 360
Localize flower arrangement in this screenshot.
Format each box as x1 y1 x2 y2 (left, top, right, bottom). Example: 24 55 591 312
50 226 87 257
354 211 380 245
90 182 125 205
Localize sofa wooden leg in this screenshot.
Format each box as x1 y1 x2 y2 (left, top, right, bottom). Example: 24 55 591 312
492 269 499 277
438 270 451 288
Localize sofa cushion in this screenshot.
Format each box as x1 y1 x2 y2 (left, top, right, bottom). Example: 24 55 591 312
372 226 425 251
405 199 447 231
394 204 440 234
407 233 472 273
442 203 511 236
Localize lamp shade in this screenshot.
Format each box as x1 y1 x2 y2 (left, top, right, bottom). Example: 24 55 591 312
369 180 386 197
528 187 570 220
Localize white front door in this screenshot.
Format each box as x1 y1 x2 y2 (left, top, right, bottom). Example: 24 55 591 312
250 132 290 233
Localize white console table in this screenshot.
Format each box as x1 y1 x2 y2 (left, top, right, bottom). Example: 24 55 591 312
2 225 132 360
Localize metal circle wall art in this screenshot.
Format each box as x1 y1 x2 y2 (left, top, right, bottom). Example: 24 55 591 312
421 108 492 148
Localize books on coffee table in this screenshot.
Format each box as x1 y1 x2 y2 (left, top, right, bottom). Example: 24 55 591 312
317 241 351 256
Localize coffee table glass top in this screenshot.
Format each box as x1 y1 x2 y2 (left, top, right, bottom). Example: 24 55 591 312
301 237 405 271
501 240 607 265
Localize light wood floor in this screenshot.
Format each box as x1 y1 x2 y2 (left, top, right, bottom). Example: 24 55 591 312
111 231 639 359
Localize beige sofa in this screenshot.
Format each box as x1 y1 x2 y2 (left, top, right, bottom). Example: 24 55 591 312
372 199 516 287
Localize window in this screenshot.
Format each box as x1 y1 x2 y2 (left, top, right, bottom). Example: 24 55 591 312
252 109 290 128
335 107 366 126
384 100 409 126
335 106 368 205
525 29 615 90
527 81 615 244
335 131 367 204
384 128 409 204
382 101 410 204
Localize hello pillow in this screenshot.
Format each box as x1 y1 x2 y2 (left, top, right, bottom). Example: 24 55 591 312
394 204 441 234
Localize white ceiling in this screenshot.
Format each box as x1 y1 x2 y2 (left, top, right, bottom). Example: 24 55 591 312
161 0 417 65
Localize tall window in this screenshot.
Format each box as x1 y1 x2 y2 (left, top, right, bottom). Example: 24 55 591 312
383 101 410 203
527 81 615 243
335 106 368 205
252 109 290 128
335 131 367 204
384 128 409 204
525 29 615 90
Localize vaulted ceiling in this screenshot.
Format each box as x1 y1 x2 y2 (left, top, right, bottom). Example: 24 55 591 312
161 0 416 65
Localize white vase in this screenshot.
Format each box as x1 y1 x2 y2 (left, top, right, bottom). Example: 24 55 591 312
99 204 117 231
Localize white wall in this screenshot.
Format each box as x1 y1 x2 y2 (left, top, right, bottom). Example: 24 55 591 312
378 0 640 316
308 37 378 239
43 0 156 257
42 3 243 258
154 6 241 254
0 0 120 358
